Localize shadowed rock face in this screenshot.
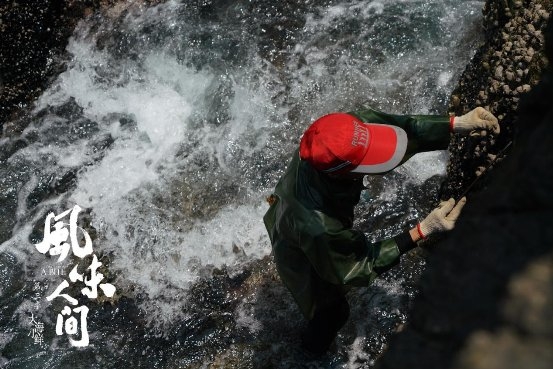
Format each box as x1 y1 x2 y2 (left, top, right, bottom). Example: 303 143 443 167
376 6 553 369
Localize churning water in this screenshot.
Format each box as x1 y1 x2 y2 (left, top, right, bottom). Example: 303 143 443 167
0 0 484 367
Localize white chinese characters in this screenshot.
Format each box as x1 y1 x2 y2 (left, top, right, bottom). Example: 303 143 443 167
35 205 93 261
28 313 44 345
34 205 116 347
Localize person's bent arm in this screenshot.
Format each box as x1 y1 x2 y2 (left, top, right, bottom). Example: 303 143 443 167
348 106 451 156
349 106 500 160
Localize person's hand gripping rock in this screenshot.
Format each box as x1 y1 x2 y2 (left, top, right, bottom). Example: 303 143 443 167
452 107 500 136
417 198 467 239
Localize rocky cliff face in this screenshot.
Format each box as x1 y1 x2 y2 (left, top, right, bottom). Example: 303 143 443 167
377 1 553 368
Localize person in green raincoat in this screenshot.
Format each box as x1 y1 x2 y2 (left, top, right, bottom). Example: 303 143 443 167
263 105 500 354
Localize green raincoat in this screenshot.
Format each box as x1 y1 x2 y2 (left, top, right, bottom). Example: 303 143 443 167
263 106 451 319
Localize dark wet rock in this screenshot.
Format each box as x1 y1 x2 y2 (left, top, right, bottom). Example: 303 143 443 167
106 112 138 131
0 1 165 136
53 169 79 195
26 174 56 210
88 133 115 155
377 4 553 369
0 1 85 134
0 138 27 163
24 168 80 211
0 166 26 245
45 97 84 121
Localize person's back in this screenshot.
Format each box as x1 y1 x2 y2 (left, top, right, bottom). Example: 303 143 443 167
264 107 499 354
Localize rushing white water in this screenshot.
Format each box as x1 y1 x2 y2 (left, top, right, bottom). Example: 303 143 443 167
0 0 485 366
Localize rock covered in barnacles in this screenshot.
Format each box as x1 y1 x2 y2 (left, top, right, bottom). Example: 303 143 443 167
441 0 551 200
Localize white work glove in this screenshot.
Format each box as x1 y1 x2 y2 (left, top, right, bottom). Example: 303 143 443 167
453 107 500 136
417 197 467 239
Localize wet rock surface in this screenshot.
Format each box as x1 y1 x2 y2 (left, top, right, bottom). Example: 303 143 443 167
0 0 164 136
0 1 87 134
377 3 553 368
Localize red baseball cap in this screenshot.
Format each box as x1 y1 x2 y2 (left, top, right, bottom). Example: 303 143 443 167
299 113 408 174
